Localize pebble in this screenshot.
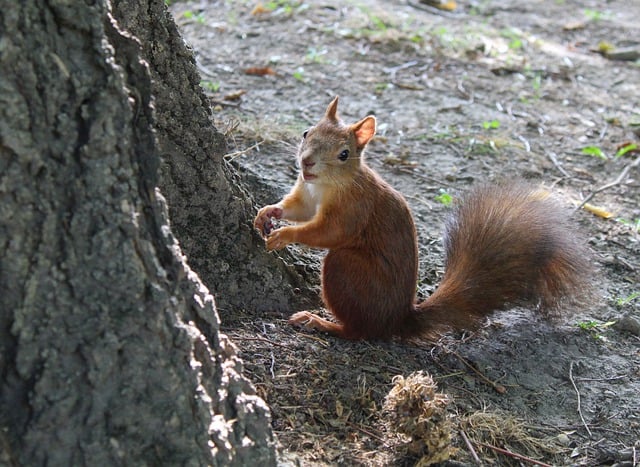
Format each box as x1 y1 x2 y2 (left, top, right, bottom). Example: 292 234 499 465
613 314 640 336
557 433 571 446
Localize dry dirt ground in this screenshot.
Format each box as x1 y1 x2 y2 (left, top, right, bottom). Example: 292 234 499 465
169 1 639 465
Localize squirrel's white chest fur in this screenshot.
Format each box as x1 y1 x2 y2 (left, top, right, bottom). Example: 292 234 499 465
305 183 324 202
304 182 326 216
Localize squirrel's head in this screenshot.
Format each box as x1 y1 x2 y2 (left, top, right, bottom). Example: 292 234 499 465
297 96 376 185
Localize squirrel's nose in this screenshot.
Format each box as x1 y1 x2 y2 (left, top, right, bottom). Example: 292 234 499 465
302 158 315 169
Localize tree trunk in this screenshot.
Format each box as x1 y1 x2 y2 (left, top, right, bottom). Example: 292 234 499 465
108 0 307 314
0 1 275 464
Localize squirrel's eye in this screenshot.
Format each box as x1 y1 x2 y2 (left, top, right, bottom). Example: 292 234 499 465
302 130 309 139
338 149 349 161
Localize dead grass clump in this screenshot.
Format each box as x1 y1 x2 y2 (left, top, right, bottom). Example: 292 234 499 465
382 371 454 466
460 410 567 464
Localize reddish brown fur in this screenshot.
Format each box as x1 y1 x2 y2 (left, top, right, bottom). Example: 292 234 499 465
254 97 591 340
318 167 418 339
404 183 592 337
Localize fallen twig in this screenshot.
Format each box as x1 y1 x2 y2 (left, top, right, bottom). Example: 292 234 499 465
476 441 552 467
459 430 482 465
598 122 608 141
575 154 640 213
223 140 264 161
569 361 593 438
269 351 276 379
546 150 571 178
518 135 531 152
346 421 386 444
209 98 241 108
575 374 627 383
383 59 419 81
451 350 507 394
293 331 330 347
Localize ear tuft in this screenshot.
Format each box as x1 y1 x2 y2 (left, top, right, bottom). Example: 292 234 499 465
352 116 376 148
324 96 339 121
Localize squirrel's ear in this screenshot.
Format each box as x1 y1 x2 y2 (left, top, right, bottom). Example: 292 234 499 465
324 96 339 121
351 116 376 148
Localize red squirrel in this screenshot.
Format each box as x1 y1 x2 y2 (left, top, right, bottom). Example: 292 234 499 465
254 97 591 340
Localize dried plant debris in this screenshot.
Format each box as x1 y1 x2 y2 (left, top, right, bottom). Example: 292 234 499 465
459 410 567 465
383 371 455 466
383 374 569 466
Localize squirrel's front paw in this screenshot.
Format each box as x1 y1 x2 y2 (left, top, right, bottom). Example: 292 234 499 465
266 226 295 250
254 205 283 237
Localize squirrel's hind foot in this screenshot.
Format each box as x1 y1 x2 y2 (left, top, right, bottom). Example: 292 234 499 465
289 311 345 336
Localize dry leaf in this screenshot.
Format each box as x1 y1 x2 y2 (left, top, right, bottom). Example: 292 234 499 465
251 3 270 15
223 89 247 101
245 66 277 76
563 21 586 31
583 203 614 219
421 0 457 11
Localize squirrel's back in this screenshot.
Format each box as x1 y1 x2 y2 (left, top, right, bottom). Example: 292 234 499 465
405 182 593 337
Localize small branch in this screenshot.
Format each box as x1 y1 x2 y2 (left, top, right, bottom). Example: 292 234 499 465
598 121 608 141
223 140 264 161
546 151 571 178
518 135 531 152
569 361 592 438
575 154 640 212
451 350 507 394
269 351 276 379
209 98 241 108
476 441 552 467
383 59 419 81
346 421 386 443
575 374 627 383
293 331 330 347
459 430 482 465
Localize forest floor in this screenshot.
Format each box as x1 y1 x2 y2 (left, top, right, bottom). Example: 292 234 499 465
170 1 639 465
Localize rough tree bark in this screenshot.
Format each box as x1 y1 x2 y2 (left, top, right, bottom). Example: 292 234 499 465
108 0 307 314
0 1 275 465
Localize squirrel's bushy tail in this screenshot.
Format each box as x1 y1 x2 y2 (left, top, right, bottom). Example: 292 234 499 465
407 183 593 337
